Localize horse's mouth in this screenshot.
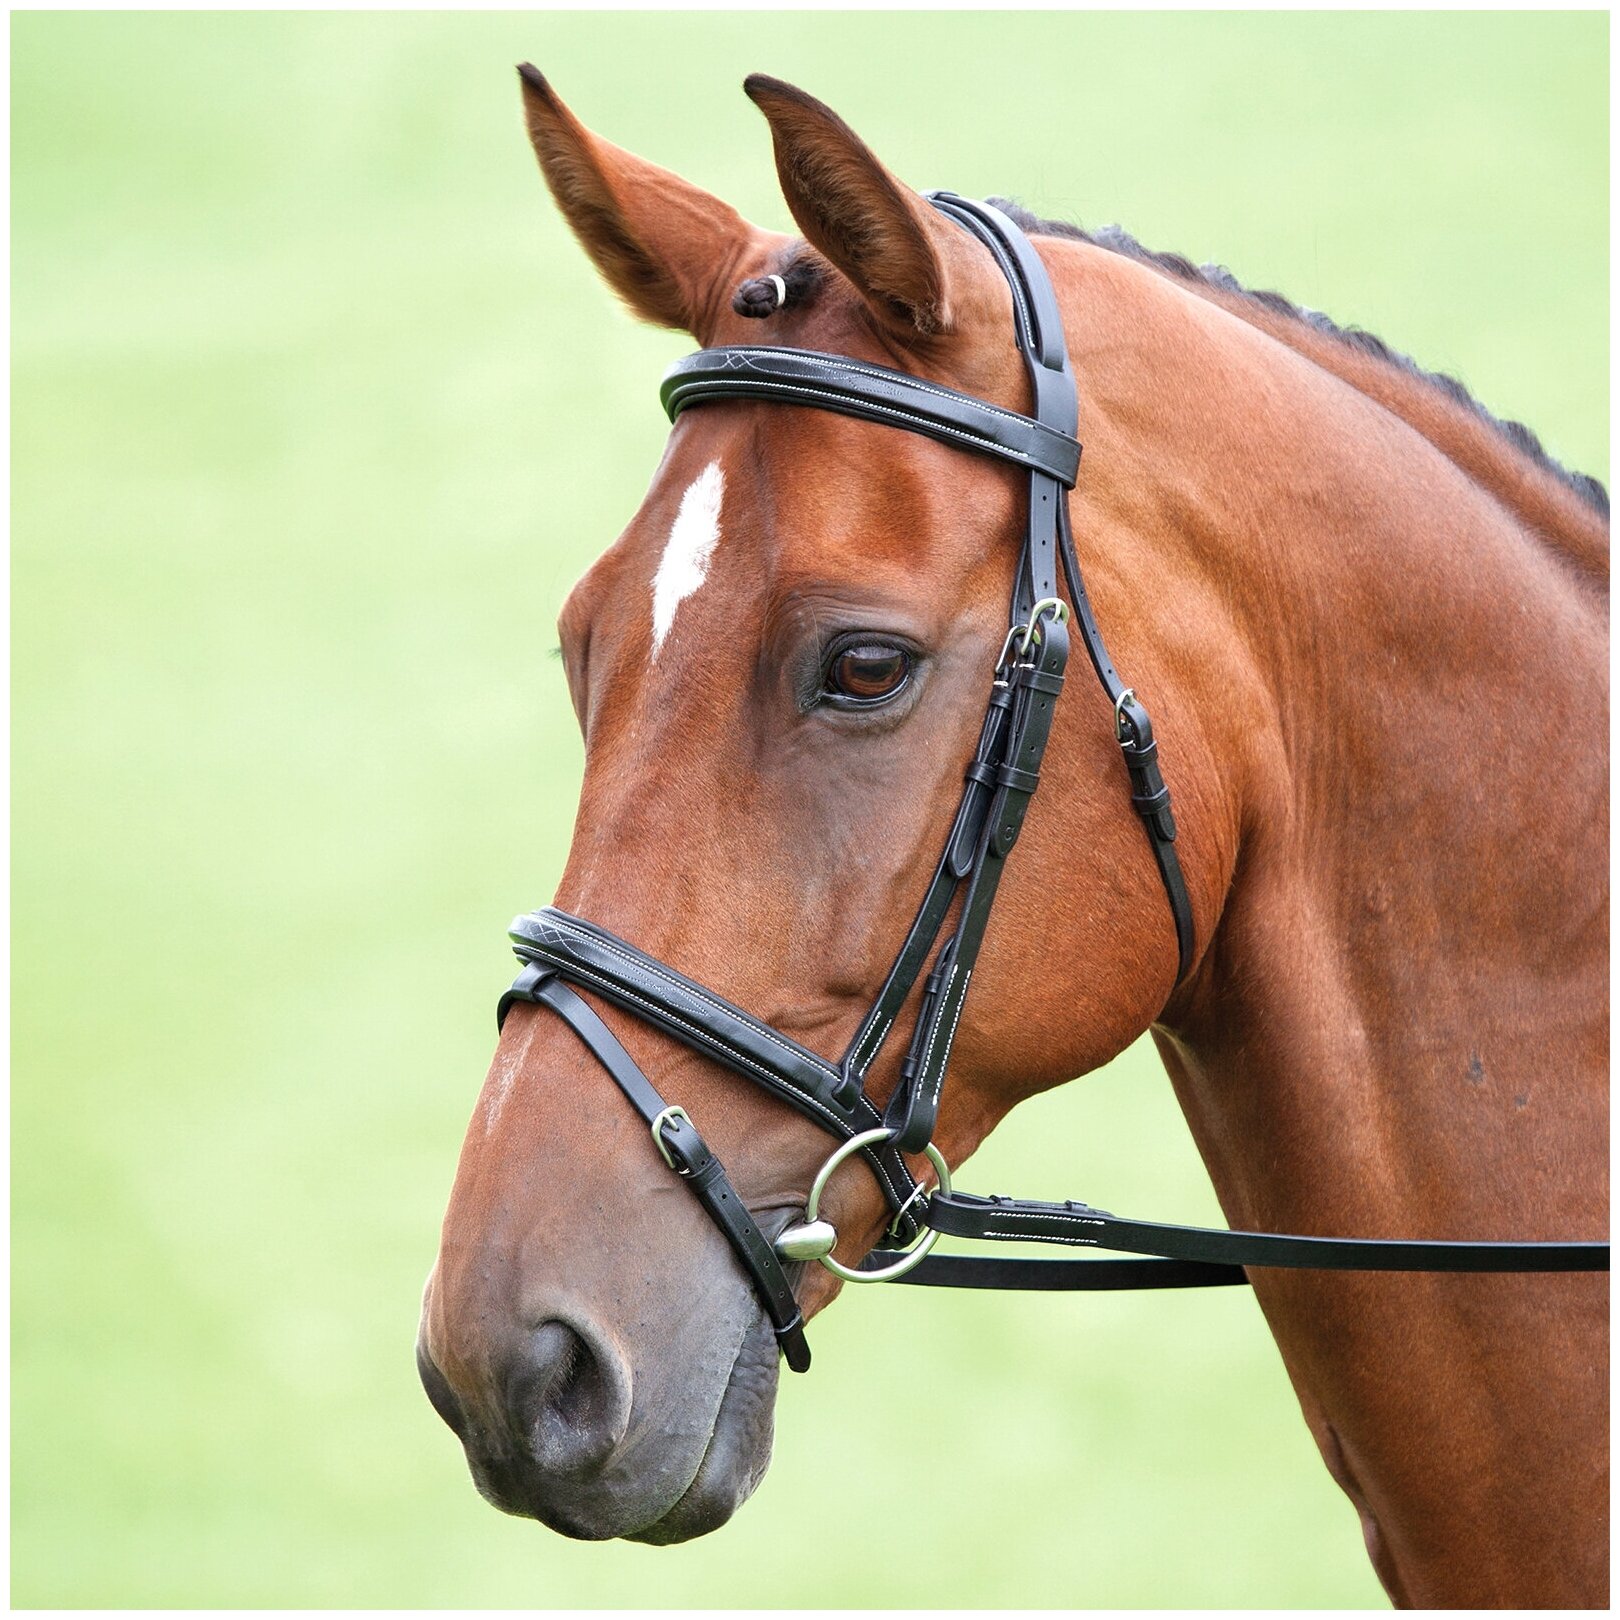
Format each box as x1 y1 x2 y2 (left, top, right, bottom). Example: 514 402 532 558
623 1310 781 1543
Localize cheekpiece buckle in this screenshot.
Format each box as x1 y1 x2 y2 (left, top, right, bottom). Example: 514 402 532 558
1112 686 1137 742
998 597 1070 672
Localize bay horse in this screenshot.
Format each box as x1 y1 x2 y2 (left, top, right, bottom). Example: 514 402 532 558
419 69 1609 1607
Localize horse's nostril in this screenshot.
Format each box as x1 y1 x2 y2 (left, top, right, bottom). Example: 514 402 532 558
508 1319 630 1475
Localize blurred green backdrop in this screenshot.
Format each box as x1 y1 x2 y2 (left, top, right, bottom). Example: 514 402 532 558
13 10 1606 1609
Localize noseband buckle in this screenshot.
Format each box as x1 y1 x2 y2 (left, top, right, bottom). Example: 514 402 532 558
650 1105 695 1173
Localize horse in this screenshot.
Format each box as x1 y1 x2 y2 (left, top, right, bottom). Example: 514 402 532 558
417 69 1609 1607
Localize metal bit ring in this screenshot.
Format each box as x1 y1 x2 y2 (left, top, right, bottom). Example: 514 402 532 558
798 1127 952 1284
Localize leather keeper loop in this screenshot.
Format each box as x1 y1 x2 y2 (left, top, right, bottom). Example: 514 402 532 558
1015 665 1065 696
996 761 1041 794
964 760 999 789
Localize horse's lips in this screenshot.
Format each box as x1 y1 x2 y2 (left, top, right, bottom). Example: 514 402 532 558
622 1309 782 1544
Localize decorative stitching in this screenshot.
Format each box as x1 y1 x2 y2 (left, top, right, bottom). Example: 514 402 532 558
982 1228 1102 1247
523 914 837 1085
924 966 972 1112
666 365 1080 482
703 348 1039 432
531 953 840 1121
513 929 919 1210
971 1207 1108 1231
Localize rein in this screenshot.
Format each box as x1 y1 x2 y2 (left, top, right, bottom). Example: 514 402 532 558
498 195 1609 1374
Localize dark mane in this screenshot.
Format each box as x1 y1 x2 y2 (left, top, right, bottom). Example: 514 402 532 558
989 200 1609 519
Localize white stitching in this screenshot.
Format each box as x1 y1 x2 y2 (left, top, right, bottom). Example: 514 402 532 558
715 348 1035 431
515 937 918 1209
682 378 1073 475
534 917 835 1079
922 966 971 1113
847 1007 895 1075
981 1229 1101 1247
973 1207 1108 1231
679 378 1027 459
532 953 839 1120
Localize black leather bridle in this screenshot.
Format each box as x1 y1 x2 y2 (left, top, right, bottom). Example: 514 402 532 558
497 195 1608 1374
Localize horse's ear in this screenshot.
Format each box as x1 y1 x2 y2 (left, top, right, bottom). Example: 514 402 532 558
518 65 755 338
744 75 979 340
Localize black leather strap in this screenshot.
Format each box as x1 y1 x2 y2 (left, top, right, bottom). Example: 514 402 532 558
884 615 1071 1152
870 1251 1249 1289
926 1191 1611 1273
500 968 813 1372
1115 696 1196 983
837 684 1014 1085
661 347 1082 488
929 194 1078 617
508 908 925 1226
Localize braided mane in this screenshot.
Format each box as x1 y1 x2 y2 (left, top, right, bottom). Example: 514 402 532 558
990 200 1609 519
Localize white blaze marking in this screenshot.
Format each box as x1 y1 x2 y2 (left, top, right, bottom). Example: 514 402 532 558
651 460 724 660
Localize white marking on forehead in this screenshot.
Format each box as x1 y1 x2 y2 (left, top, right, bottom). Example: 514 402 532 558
650 460 724 660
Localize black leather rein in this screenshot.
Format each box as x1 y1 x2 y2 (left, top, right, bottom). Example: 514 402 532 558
498 194 1608 1373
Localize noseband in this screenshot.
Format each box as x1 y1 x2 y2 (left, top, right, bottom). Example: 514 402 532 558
498 196 1607 1374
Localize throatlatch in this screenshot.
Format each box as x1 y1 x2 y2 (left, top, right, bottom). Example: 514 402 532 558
500 195 1607 1372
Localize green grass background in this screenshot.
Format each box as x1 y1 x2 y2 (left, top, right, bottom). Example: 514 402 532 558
12 10 1607 1609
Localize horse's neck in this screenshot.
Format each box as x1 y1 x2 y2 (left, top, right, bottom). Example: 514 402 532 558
1066 248 1609 1604
1167 464 1607 1240
1063 248 1610 1236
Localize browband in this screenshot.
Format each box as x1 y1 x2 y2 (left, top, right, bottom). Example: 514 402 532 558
660 347 1083 487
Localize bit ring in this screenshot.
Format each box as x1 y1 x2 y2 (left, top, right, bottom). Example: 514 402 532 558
802 1127 952 1283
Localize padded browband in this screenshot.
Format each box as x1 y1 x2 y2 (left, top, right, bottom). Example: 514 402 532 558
661 348 1083 487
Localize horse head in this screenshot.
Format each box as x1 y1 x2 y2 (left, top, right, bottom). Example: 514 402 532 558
417 70 1210 1542
418 68 1606 1606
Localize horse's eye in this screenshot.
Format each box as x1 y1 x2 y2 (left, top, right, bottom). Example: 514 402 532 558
825 643 913 704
